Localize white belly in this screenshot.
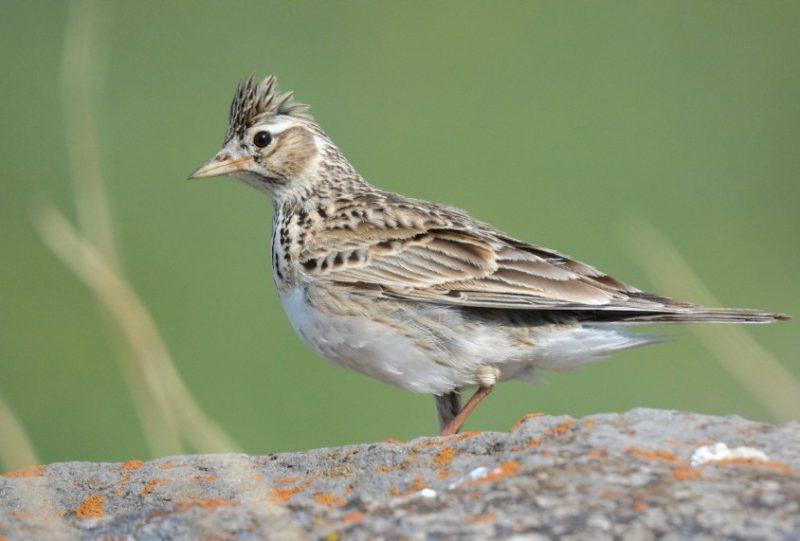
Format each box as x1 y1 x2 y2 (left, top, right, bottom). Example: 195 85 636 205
279 286 658 394
279 287 467 394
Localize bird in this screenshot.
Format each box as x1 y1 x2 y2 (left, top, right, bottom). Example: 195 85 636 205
189 74 789 436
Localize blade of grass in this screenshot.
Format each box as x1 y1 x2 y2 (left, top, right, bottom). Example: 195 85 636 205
34 205 184 456
0 393 40 471
46 0 240 455
33 204 240 454
58 0 184 456
619 220 799 422
61 0 117 265
0 395 68 536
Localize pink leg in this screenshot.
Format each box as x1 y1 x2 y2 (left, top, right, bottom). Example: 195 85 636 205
440 385 494 436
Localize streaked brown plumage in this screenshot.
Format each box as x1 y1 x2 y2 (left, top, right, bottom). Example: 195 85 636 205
190 74 789 435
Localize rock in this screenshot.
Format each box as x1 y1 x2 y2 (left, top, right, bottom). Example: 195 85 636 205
1 408 799 540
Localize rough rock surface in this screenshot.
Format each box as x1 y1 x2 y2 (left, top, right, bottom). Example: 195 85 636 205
1 408 799 540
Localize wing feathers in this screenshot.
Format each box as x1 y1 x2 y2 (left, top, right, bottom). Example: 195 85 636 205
300 206 627 309
294 195 784 321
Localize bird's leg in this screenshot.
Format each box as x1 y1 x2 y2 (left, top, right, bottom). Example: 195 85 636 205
435 391 462 432
439 366 500 436
440 385 494 436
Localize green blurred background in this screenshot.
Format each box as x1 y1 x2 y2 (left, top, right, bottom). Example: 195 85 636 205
1 1 798 467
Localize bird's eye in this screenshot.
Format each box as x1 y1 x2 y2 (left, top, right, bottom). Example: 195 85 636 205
253 131 272 148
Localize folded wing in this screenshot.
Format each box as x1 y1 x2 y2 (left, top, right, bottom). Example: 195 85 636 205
296 196 785 323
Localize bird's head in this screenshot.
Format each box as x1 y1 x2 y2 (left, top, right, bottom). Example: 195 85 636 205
189 75 347 201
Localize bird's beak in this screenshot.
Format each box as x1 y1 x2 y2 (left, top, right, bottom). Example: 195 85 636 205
187 153 254 180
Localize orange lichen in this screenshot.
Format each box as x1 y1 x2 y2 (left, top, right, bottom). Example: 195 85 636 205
274 475 300 484
414 439 445 450
451 431 481 442
469 512 496 524
549 420 577 435
383 438 403 444
437 469 452 480
632 501 648 511
2 465 45 478
627 447 679 463
588 449 608 459
375 465 392 474
121 460 144 471
7 511 62 522
270 487 303 502
9 511 36 519
75 495 105 518
174 498 233 511
423 432 478 446
140 478 168 496
526 438 542 449
510 412 544 431
398 449 420 470
7 511 62 523
459 460 522 488
434 447 457 468
672 468 702 480
410 474 427 492
314 493 346 507
582 418 597 429
388 473 427 498
715 458 794 474
117 461 147 495
342 512 366 524
483 460 520 482
667 438 713 447
268 476 317 503
194 474 218 482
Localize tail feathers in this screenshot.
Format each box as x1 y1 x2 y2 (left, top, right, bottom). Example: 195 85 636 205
617 307 790 325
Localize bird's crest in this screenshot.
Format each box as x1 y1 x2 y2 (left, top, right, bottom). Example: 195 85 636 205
225 75 312 142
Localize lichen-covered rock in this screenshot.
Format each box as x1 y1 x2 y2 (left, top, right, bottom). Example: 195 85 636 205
1 409 799 540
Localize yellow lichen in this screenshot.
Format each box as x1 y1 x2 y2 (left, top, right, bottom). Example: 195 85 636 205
75 495 104 518
2 465 45 478
314 493 346 507
140 478 168 496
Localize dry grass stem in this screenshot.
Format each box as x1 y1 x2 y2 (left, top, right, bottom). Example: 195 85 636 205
34 206 184 456
0 395 67 533
34 205 240 454
0 393 40 471
57 0 182 456
25 0 240 457
620 220 799 422
61 0 118 265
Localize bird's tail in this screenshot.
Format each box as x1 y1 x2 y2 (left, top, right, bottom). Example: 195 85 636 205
615 307 790 325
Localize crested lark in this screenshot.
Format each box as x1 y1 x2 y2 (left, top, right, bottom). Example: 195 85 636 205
190 75 788 435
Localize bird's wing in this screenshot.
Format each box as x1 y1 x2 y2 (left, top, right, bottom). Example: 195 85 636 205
298 197 681 313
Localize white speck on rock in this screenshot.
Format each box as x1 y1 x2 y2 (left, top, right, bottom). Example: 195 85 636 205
448 466 490 489
690 442 768 467
587 513 612 530
417 488 437 499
